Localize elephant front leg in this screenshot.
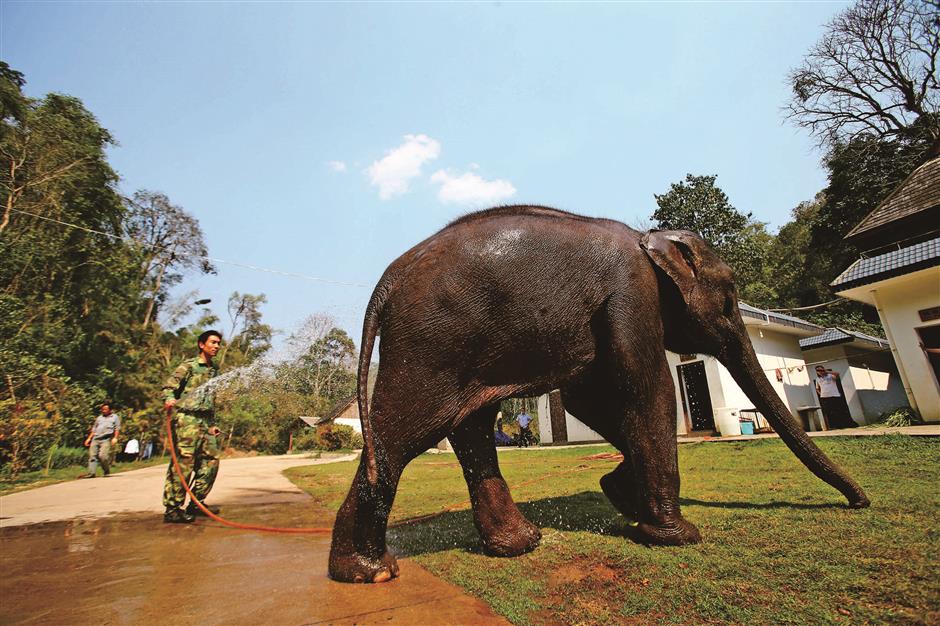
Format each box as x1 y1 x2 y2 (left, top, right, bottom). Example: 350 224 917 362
566 361 701 546
328 458 401 583
449 407 541 557
625 365 701 546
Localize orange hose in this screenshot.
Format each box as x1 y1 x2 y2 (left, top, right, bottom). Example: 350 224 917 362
166 410 332 534
166 412 611 534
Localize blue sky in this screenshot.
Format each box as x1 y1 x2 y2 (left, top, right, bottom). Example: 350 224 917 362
3 1 846 345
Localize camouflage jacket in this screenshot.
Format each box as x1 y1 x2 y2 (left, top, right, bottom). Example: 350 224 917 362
162 357 219 414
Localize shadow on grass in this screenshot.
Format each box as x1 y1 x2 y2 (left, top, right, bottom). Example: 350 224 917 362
388 490 846 558
678 497 838 510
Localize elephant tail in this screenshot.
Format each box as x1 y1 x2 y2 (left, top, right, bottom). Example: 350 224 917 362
357 277 391 486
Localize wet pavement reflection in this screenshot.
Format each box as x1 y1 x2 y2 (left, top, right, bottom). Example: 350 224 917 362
1 503 508 625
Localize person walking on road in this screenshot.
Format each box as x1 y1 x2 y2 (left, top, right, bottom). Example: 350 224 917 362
162 330 223 524
517 410 533 448
78 403 121 478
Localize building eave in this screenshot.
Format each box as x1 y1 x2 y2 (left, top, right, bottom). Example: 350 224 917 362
832 237 940 293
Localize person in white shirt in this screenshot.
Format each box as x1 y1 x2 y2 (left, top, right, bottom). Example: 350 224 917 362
814 366 856 429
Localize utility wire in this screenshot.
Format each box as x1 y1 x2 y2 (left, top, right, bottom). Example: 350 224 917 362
768 298 844 313
9 208 370 288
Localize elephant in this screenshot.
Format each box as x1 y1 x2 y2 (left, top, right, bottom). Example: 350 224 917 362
328 205 869 583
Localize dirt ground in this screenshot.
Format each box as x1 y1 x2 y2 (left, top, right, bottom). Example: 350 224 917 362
0 456 508 625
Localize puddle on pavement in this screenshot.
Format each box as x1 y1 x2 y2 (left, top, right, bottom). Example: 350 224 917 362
1 504 337 624
1 503 508 625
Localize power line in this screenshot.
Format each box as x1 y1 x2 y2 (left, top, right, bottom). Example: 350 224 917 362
768 298 844 313
8 208 370 289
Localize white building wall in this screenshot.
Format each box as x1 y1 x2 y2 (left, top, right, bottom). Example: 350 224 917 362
847 364 905 420
801 344 908 425
869 270 940 422
665 351 689 434
536 395 604 444
743 326 816 416
334 417 362 433
537 320 904 442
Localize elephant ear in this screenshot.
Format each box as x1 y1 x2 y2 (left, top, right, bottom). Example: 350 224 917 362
639 230 703 303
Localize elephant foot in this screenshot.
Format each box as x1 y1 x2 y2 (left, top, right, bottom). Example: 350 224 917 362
328 549 400 583
468 477 542 557
600 471 639 520
632 518 701 546
846 490 870 509
481 516 542 557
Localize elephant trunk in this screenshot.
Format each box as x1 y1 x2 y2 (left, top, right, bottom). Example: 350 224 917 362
720 338 870 508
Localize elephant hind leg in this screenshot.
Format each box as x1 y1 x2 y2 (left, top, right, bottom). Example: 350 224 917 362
561 379 641 521
449 405 541 557
329 389 455 583
599 460 640 521
328 457 402 583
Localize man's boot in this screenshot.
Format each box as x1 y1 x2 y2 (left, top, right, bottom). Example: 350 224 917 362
164 507 195 524
185 502 220 517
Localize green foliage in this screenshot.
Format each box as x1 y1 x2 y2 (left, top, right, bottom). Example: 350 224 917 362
777 0 938 330
651 174 778 308
652 174 750 256
291 427 320 451
0 67 249 473
45 445 87 470
313 424 363 451
498 397 540 441
219 291 272 369
875 407 923 428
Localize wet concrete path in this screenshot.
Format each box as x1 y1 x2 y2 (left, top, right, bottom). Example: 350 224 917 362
0 457 509 625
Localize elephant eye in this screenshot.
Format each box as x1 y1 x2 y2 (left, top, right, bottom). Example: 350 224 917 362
723 295 735 316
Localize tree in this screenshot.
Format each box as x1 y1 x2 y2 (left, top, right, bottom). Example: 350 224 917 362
124 190 215 327
786 0 940 158
768 196 823 309
280 314 356 413
652 174 750 254
219 291 273 368
651 174 777 308
0 62 27 137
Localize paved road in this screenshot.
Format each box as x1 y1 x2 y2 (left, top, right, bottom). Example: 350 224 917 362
0 452 357 527
0 453 510 625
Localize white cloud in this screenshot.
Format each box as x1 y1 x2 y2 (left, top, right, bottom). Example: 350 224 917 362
367 134 441 199
430 169 517 206
327 160 347 173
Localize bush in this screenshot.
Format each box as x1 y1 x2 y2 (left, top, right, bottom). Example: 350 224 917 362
45 445 88 469
877 407 922 428
314 424 363 451
291 427 320 451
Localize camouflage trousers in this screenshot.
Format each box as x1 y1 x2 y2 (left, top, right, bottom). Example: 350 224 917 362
162 412 221 509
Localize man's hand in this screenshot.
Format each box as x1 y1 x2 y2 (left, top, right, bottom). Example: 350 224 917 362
111 437 118 445
208 426 222 436
164 398 176 416
84 437 91 448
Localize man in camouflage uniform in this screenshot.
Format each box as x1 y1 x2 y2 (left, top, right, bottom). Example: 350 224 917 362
162 329 223 524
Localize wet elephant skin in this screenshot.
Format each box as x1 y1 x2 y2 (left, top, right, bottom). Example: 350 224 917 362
329 205 869 583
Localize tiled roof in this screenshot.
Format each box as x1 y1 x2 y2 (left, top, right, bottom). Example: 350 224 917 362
737 302 825 334
846 157 940 238
323 394 356 421
799 327 889 350
832 237 940 290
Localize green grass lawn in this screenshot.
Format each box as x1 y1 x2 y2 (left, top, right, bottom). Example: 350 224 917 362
0 457 168 496
286 435 940 625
